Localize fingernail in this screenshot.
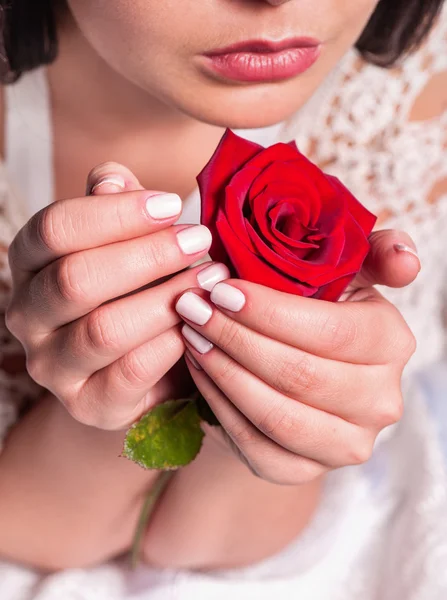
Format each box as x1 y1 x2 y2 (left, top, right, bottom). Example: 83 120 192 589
90 175 126 194
145 193 182 220
182 324 213 354
185 350 202 370
177 225 212 255
211 283 246 312
394 244 421 268
197 263 230 291
176 292 213 326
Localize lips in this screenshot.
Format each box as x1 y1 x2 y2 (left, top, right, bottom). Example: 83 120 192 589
206 37 320 56
200 37 321 83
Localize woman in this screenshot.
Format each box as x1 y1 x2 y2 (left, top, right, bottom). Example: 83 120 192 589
0 0 445 598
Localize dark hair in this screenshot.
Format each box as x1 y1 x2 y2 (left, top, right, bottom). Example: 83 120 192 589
0 0 445 83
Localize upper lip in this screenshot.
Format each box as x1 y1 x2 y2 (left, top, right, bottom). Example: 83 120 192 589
205 37 320 56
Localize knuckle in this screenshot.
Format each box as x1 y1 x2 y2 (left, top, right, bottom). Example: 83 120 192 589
262 300 286 330
7 237 21 273
251 453 324 486
274 461 324 486
26 354 46 386
142 239 169 272
346 435 374 466
256 400 296 440
117 350 152 388
71 377 127 429
212 358 240 388
215 319 246 353
64 394 97 427
4 304 21 335
226 419 258 447
376 391 404 428
401 329 417 361
319 310 359 353
36 205 64 254
328 307 360 351
274 354 318 397
55 255 91 304
84 308 122 353
380 306 415 361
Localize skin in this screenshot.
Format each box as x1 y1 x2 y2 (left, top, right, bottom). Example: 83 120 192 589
0 0 423 571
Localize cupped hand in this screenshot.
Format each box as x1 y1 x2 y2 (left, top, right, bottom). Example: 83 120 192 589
5 162 229 430
176 231 420 484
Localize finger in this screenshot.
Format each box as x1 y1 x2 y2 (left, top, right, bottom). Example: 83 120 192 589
183 332 373 468
44 263 228 377
8 187 183 283
86 161 145 195
67 327 185 430
197 281 412 364
185 355 327 485
21 224 212 333
176 291 400 427
346 229 421 293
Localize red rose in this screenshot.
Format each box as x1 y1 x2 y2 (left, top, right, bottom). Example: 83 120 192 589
198 129 377 301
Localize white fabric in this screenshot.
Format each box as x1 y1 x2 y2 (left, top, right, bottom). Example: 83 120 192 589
4 67 54 216
0 6 446 598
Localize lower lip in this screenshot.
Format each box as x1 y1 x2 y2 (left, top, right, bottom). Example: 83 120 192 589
201 46 321 83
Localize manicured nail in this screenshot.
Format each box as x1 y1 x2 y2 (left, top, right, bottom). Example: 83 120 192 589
185 350 202 370
211 282 246 312
176 292 213 326
182 324 213 354
177 225 212 255
197 263 230 291
394 243 421 270
90 175 125 194
393 243 419 259
145 193 182 220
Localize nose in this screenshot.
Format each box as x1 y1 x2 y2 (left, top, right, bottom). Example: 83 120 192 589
264 0 294 5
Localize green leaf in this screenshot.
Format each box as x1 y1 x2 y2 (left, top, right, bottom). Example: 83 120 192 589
123 399 205 470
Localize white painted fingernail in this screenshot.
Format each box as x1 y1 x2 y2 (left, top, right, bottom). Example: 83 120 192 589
393 243 419 259
90 175 126 194
176 292 213 326
211 283 246 312
177 225 212 255
394 243 421 270
182 324 213 354
197 263 231 291
185 350 202 370
145 193 182 220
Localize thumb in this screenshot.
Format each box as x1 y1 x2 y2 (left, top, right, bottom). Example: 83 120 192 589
348 229 421 292
86 161 144 196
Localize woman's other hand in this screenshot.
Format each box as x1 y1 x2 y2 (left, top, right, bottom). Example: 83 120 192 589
176 231 420 484
5 161 228 430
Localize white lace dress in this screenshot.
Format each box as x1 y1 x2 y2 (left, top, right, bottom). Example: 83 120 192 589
0 8 446 600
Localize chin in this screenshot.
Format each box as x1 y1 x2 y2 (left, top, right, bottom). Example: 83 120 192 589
165 78 318 130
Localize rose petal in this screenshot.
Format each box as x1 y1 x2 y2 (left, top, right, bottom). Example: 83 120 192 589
246 221 338 285
253 196 318 255
269 203 318 250
306 214 370 286
224 166 262 250
313 274 355 302
244 143 302 181
249 161 322 223
326 175 377 235
216 213 317 296
198 130 263 266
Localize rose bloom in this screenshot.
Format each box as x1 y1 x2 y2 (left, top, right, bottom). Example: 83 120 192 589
199 130 377 301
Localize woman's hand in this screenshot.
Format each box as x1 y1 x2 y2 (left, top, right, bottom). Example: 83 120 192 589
5 162 228 430
176 232 420 484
